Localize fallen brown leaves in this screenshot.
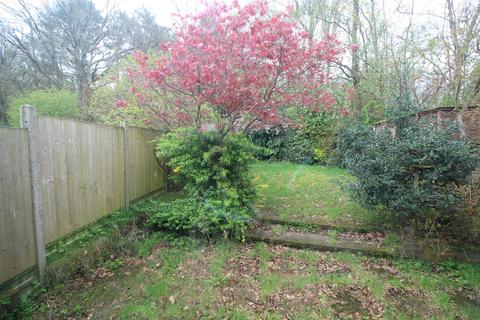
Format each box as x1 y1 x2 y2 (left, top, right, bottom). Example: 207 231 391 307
177 247 216 279
214 244 381 318
385 285 429 317
316 257 351 274
219 244 261 309
331 285 384 319
339 231 385 246
362 259 401 276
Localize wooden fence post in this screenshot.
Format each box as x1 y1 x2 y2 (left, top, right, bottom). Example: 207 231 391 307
122 123 130 209
20 105 46 283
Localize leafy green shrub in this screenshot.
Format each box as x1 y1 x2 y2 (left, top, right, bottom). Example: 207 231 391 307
336 121 479 235
333 124 375 168
154 129 257 239
249 126 289 161
133 197 251 239
250 127 314 164
283 130 315 164
7 88 78 126
0 294 36 320
249 111 343 165
156 129 257 206
303 111 342 164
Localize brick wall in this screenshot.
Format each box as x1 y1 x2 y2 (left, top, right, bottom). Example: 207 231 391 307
373 106 480 182
373 106 479 142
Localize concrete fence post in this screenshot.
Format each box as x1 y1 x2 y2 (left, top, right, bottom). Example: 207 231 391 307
456 112 466 138
122 123 130 209
20 105 46 283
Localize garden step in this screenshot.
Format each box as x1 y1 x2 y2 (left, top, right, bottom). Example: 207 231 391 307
248 225 394 258
256 213 381 233
248 224 480 264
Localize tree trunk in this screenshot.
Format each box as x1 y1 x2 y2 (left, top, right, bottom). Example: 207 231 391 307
446 0 480 108
351 0 361 118
76 61 92 111
0 88 8 124
76 82 92 111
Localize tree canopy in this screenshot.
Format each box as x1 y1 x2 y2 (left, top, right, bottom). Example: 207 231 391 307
127 1 344 134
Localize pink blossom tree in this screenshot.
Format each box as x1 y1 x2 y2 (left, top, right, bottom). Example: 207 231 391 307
127 0 344 134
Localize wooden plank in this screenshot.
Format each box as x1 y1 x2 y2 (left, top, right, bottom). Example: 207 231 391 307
52 118 69 244
65 119 76 239
14 134 31 281
92 124 102 219
77 123 87 227
39 118 57 242
122 124 130 208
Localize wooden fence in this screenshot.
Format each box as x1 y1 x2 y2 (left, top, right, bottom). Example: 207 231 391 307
0 106 165 290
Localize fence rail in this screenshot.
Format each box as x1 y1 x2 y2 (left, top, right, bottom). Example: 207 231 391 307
0 106 165 289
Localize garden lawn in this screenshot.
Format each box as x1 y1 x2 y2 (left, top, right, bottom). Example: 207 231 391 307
9 163 480 319
29 233 480 319
251 161 379 229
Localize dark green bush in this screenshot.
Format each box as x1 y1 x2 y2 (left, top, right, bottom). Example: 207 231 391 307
250 127 315 164
156 128 257 205
154 129 257 239
249 111 342 164
249 126 288 160
303 111 342 164
281 129 314 164
336 121 479 234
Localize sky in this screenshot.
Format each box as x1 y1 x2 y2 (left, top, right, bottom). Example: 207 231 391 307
0 0 450 29
0 0 205 26
107 0 203 26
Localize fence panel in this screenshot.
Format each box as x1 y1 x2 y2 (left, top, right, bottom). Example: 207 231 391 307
0 128 36 285
37 118 126 244
127 127 165 201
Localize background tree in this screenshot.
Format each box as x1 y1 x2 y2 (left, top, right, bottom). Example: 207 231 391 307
2 0 478 126
84 57 152 127
0 21 48 124
119 7 173 53
445 0 480 107
0 24 21 124
290 0 387 120
1 0 170 116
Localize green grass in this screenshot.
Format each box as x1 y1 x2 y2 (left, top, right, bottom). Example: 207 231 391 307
24 236 480 319
251 161 379 228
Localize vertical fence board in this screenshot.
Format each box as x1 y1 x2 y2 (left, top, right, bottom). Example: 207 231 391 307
52 118 68 243
0 128 36 285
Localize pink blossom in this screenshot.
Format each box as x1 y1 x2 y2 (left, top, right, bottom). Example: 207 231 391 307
115 99 128 108
127 0 344 132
